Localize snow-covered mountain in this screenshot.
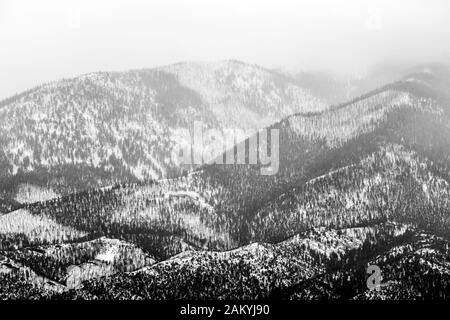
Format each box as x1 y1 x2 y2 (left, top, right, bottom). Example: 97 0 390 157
0 60 326 204
2 64 450 300
4 65 448 256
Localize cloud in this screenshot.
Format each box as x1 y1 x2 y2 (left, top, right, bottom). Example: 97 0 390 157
1 0 450 99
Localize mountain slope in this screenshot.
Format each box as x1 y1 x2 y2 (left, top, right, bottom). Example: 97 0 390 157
0 60 326 204
6 66 447 258
2 64 450 299
43 222 450 300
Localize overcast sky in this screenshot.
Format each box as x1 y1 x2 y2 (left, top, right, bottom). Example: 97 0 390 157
1 0 450 100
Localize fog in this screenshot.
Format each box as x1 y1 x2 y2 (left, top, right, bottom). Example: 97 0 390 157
1 0 450 100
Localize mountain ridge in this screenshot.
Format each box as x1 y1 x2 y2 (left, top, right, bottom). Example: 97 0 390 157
2 63 450 299
0 60 327 206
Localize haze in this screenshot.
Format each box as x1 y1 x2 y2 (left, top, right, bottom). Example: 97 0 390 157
1 0 450 100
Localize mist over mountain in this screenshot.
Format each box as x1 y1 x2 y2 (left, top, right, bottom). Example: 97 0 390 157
277 62 449 106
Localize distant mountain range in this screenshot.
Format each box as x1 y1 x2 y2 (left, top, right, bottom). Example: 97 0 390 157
283 63 449 106
1 62 450 300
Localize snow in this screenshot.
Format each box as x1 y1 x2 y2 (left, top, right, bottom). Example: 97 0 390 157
95 246 119 263
0 209 87 245
165 190 214 212
14 183 59 204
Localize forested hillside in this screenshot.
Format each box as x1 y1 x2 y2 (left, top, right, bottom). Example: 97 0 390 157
1 65 450 300
0 61 325 205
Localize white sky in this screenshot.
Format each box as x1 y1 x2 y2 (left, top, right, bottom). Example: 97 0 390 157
1 0 450 100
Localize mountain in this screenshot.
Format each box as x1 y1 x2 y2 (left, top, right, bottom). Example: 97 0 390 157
1 64 450 299
0 60 326 207
289 62 445 106
69 223 450 300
